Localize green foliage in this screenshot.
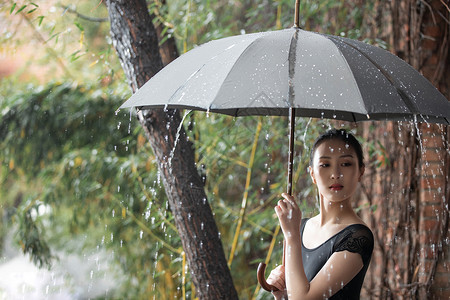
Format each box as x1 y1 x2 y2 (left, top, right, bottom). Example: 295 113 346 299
159 0 348 54
0 83 183 297
14 198 53 269
0 1 125 94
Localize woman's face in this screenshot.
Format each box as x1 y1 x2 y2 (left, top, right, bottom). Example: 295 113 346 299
309 138 364 203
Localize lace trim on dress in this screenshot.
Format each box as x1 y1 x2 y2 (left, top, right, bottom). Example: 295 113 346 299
334 226 374 263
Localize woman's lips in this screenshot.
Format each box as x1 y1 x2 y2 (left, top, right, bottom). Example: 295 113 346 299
330 184 343 191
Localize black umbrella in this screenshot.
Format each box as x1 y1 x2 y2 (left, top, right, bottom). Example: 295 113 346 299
118 0 450 292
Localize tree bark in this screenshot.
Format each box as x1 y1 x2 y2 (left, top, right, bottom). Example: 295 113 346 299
105 1 238 298
358 1 449 299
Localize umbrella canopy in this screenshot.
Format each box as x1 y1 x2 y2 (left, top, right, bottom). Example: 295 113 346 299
119 27 450 124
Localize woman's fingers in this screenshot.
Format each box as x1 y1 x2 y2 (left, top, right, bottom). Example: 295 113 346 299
272 280 284 292
276 198 296 214
281 193 296 206
267 266 286 291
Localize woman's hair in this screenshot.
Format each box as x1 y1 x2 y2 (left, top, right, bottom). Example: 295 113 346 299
309 128 364 168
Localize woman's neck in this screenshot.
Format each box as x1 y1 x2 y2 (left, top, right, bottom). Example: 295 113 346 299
318 196 356 226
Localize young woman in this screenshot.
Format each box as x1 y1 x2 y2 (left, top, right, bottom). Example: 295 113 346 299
267 128 374 300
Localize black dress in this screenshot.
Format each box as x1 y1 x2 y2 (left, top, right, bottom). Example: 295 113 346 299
301 218 374 300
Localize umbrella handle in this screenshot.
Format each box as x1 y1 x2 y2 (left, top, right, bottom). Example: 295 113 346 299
257 240 286 292
257 263 279 292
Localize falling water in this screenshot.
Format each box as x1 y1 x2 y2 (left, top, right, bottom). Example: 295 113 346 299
413 115 425 154
168 110 192 171
302 117 312 145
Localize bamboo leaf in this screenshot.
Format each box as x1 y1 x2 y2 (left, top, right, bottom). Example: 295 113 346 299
10 3 16 14
74 21 84 32
37 16 44 26
15 4 27 14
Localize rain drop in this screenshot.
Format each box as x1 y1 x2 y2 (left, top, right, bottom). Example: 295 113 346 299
288 209 293 219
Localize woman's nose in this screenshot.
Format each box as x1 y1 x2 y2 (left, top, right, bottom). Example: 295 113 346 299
331 168 342 179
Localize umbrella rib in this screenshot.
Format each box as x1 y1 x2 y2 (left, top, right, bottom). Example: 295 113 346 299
209 32 272 115
288 29 299 108
332 37 420 116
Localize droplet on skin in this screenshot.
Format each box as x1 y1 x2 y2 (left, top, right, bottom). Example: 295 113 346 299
288 208 293 219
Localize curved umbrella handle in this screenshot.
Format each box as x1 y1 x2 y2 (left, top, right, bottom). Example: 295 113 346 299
257 263 279 292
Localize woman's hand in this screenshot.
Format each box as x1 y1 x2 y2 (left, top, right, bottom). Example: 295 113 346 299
274 193 302 241
267 265 287 300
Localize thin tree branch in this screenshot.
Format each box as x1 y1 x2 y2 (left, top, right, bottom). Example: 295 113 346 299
59 4 109 22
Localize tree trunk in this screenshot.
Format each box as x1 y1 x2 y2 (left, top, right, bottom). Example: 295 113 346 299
105 1 238 298
359 1 449 299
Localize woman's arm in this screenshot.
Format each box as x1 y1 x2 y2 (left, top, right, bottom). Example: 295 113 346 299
276 194 364 300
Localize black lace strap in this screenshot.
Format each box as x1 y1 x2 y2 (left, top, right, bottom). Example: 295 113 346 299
334 224 374 264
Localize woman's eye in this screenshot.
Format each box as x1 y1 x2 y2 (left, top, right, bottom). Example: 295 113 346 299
342 162 352 167
319 163 329 168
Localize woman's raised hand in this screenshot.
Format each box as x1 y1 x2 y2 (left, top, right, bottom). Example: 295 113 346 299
274 193 302 241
